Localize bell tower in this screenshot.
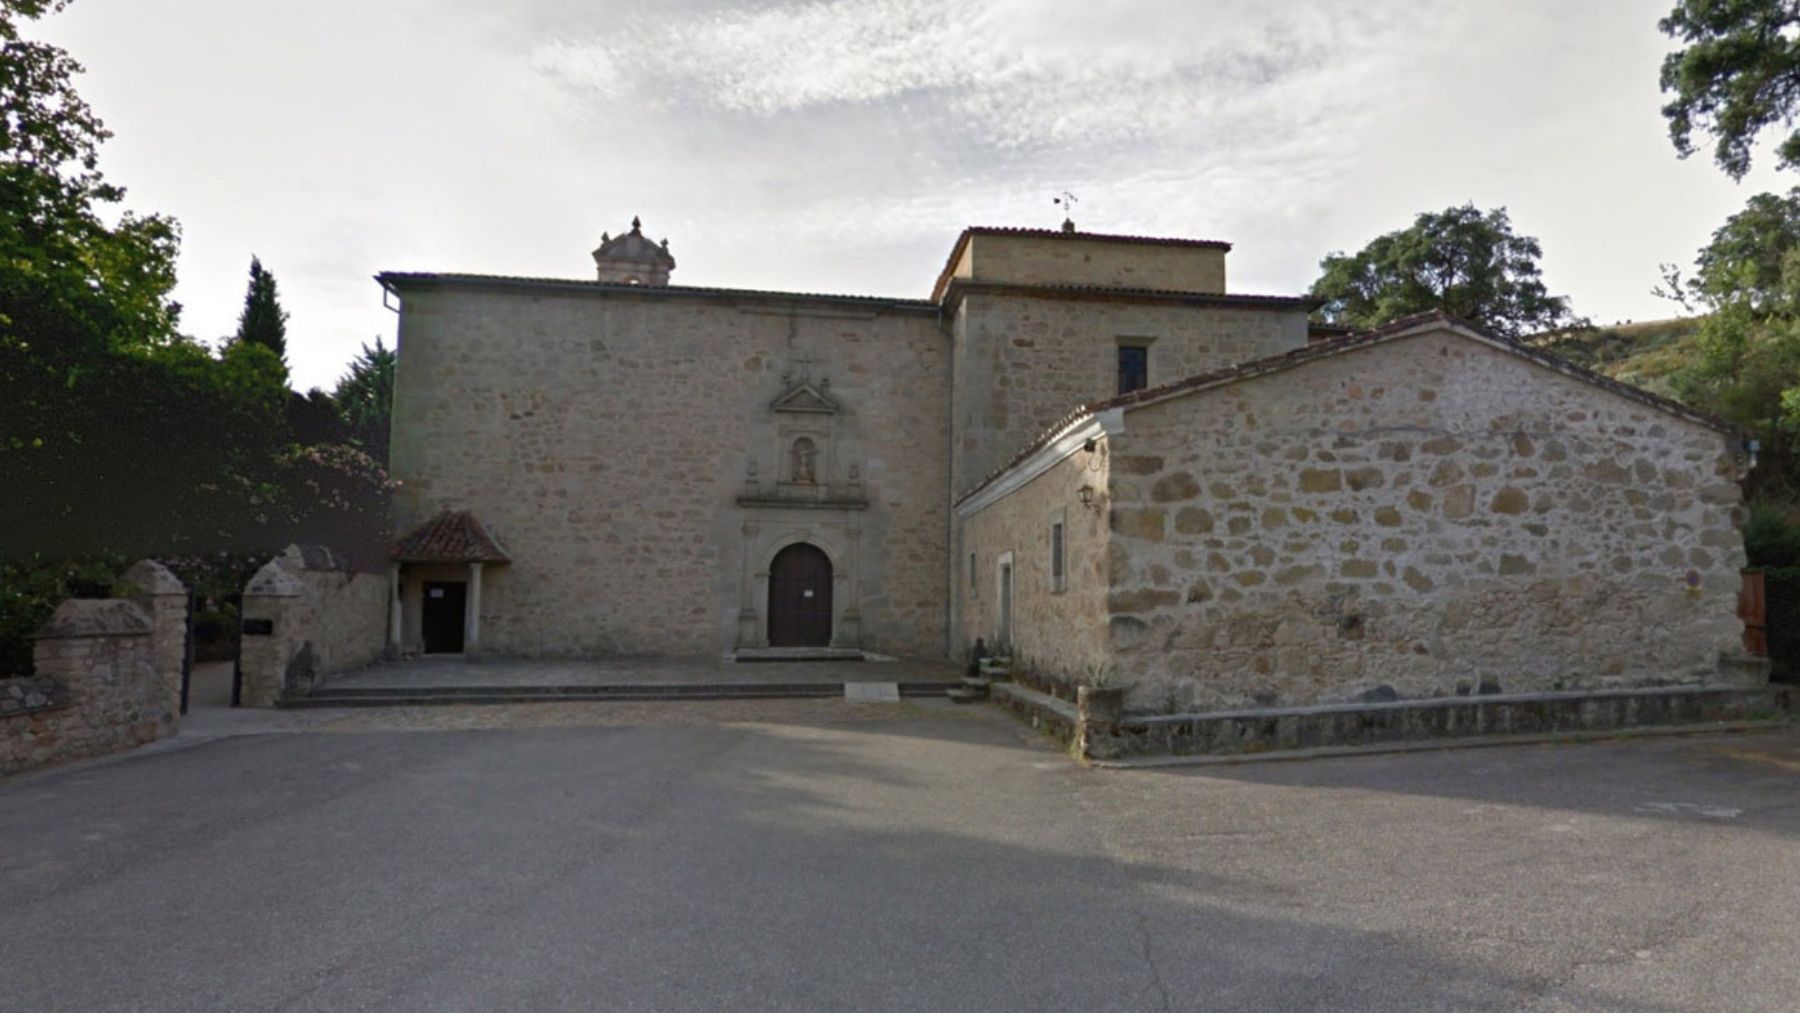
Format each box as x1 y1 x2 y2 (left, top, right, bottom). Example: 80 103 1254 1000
592 216 676 286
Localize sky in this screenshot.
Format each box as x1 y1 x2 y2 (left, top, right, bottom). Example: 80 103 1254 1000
29 0 1800 391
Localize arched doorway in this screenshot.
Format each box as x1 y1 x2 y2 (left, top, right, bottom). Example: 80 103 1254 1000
768 543 833 647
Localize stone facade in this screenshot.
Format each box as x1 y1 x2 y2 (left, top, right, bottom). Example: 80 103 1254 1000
938 229 1229 295
948 293 1308 495
957 320 1755 712
384 280 953 658
959 448 1112 678
1 581 186 777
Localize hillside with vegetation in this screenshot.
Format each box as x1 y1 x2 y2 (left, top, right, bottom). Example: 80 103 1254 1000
1537 317 1706 391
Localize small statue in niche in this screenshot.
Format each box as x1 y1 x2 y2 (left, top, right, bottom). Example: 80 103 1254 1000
791 437 818 484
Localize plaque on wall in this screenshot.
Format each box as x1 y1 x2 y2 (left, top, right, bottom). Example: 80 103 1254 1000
242 619 274 636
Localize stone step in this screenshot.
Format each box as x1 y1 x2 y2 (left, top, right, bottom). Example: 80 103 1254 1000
285 682 961 708
962 675 991 690
946 687 987 705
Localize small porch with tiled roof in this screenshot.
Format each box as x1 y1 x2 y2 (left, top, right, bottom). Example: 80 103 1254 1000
389 509 511 658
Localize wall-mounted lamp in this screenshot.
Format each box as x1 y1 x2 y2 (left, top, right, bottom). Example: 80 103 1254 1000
1744 438 1761 472
1078 484 1097 510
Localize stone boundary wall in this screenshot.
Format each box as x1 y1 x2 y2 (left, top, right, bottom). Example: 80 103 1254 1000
1 561 187 777
239 545 388 707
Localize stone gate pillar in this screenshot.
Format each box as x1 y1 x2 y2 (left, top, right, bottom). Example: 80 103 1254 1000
122 559 188 721
239 558 304 708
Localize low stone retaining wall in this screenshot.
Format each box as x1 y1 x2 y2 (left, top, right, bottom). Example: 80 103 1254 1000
992 680 1795 762
1 564 187 777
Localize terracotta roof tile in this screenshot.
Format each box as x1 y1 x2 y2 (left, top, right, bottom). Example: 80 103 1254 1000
376 272 936 312
393 510 511 563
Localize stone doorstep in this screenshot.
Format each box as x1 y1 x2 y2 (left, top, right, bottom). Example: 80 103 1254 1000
989 681 1795 763
729 648 879 663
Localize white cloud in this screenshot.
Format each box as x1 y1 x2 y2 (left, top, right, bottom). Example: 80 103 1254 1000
30 0 1800 389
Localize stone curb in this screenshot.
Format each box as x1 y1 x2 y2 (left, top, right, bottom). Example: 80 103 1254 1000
1087 718 1794 769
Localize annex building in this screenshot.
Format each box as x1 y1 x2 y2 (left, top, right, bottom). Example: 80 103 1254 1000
377 219 1759 712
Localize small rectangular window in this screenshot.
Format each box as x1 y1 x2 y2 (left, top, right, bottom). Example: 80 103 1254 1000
1051 521 1066 593
970 553 977 588
1118 345 1149 394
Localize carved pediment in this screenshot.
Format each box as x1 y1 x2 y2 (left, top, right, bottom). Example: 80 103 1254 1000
771 381 838 415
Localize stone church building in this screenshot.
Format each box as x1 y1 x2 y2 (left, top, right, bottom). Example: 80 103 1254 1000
377 219 1756 710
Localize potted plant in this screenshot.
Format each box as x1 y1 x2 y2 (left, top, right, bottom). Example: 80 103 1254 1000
1076 662 1125 727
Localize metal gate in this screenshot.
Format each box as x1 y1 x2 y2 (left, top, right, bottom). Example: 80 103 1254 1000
179 588 195 715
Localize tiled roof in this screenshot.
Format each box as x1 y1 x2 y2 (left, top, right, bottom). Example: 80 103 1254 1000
376 272 937 312
963 225 1233 249
392 510 511 563
955 311 1737 506
936 278 1317 311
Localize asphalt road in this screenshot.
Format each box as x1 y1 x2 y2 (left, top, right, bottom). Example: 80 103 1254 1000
2 702 1797 1012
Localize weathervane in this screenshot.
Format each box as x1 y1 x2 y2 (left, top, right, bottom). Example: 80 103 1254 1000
1053 191 1079 232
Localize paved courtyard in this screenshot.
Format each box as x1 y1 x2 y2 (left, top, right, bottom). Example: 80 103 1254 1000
2 695 1797 1012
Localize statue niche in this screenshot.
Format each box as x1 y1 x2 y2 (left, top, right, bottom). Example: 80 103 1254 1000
791 437 818 485
735 363 866 510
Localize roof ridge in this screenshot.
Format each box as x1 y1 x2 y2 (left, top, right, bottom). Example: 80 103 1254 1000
376 272 937 309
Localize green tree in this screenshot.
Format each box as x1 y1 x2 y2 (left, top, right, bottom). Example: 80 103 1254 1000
1690 188 1800 312
1308 204 1582 338
1662 189 1800 507
332 337 394 463
1660 0 1800 180
232 255 288 367
0 0 291 670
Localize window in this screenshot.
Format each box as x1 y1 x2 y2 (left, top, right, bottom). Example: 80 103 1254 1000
1050 520 1066 593
1118 345 1149 394
970 553 977 588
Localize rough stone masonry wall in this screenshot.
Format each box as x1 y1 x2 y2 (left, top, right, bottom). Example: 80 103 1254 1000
1 596 182 777
1104 329 1749 713
959 451 1111 680
391 286 949 657
238 547 388 706
283 548 388 678
954 233 1228 293
952 294 1306 495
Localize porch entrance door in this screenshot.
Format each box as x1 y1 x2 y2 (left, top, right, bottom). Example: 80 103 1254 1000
421 581 467 654
768 544 833 647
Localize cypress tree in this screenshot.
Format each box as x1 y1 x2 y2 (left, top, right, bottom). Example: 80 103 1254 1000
234 256 288 365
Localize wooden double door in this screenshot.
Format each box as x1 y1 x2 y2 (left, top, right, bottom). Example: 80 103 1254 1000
768 544 833 647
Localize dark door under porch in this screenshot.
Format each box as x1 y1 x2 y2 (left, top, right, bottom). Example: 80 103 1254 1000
421 581 467 654
768 544 833 647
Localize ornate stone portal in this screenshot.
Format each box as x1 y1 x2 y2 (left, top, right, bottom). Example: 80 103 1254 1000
733 362 868 651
